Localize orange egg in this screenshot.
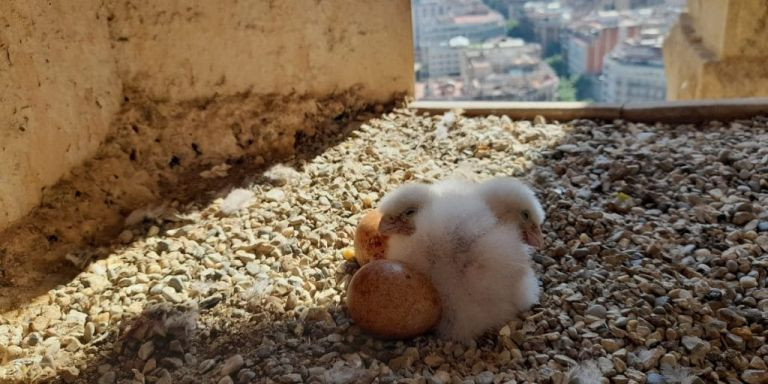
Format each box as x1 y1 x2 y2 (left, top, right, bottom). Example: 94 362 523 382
346 260 441 340
353 210 388 265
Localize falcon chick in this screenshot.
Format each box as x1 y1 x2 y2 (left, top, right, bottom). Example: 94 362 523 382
377 179 542 342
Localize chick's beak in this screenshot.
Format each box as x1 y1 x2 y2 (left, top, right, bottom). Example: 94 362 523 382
378 215 415 236
377 216 398 236
522 224 544 248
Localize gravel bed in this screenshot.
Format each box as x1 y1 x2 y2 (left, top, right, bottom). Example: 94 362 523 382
1 108 767 384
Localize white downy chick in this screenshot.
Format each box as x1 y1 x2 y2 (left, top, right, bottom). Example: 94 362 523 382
379 181 540 342
476 177 546 248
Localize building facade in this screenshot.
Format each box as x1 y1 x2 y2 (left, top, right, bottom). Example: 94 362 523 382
601 35 666 102
460 38 559 101
423 36 470 78
523 2 572 51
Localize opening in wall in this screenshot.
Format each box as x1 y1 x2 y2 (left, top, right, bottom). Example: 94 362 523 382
411 0 687 103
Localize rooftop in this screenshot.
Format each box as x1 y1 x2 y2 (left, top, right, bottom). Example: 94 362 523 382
607 34 665 66
452 11 505 25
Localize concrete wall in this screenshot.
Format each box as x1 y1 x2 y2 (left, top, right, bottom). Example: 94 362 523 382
0 1 123 231
664 0 768 100
0 0 414 232
108 1 413 101
688 0 768 59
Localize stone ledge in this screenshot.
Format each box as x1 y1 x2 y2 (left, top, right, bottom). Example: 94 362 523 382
409 98 768 123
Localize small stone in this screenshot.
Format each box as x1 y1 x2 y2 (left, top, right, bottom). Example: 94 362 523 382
60 366 80 383
156 240 171 252
613 375 628 384
143 359 157 374
162 357 184 369
624 369 645 382
705 289 723 301
161 286 183 303
157 370 173 384
750 356 767 370
740 276 758 289
168 277 185 292
646 373 664 384
742 370 768 384
138 341 154 360
474 371 494 384
238 369 257 383
84 274 111 291
4 345 23 360
245 262 260 276
169 339 184 354
597 356 615 376
431 370 451 384
200 358 216 373
681 336 706 352
424 354 445 368
586 304 607 318
221 354 244 376
726 333 745 350
389 355 416 371
40 354 55 368
757 221 768 232
733 212 756 226
718 307 747 327
31 312 53 333
24 332 42 347
218 376 235 384
278 373 302 383
633 348 664 370
265 189 286 202
83 322 96 343
553 354 577 367
200 294 223 309
97 371 116 384
681 335 710 363
659 353 677 368
758 236 768 252
572 248 589 259
601 339 622 353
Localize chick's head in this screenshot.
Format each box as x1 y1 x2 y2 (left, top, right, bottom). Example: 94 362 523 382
377 183 434 236
479 177 546 248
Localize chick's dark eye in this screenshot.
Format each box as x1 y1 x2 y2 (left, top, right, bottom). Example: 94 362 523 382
404 208 417 217
522 211 530 220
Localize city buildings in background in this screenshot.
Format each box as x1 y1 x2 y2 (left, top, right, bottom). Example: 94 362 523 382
412 0 686 102
461 37 559 101
601 30 667 102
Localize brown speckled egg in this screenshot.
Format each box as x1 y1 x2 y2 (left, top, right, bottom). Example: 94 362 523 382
353 210 388 265
346 260 441 340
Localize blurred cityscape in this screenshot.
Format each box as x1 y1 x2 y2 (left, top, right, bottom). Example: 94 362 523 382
412 0 686 102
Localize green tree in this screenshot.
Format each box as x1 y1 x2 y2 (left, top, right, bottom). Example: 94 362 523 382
556 75 596 102
545 54 568 78
557 76 577 101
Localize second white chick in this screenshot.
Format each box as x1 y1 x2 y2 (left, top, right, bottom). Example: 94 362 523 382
476 177 546 248
378 181 540 343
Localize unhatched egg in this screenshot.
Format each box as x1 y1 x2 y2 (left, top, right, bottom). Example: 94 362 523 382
353 210 388 265
346 260 441 340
